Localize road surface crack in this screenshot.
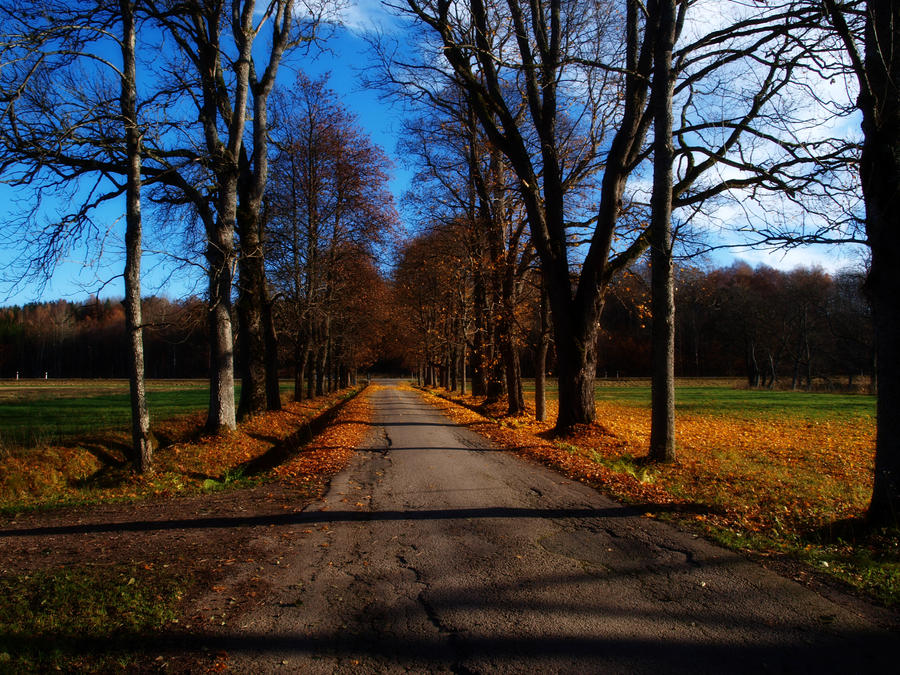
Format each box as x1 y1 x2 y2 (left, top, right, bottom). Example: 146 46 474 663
655 541 702 567
396 553 457 636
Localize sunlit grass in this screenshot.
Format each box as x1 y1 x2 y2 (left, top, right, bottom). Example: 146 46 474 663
0 385 361 513
523 378 875 421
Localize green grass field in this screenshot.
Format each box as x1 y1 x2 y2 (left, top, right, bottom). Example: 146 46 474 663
524 378 876 422
2 378 875 448
0 379 295 446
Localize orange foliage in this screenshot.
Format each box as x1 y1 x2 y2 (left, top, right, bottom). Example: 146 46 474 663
272 385 377 485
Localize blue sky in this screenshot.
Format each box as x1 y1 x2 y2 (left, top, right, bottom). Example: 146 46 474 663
0 1 867 307
0 3 413 305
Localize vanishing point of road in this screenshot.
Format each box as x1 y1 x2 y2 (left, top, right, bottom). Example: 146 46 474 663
230 382 895 673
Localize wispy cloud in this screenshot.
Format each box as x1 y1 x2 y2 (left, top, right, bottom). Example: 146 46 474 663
340 1 401 33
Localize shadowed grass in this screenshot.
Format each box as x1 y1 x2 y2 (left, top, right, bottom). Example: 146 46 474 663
0 564 189 672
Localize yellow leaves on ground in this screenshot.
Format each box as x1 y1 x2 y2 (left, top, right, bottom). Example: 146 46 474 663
272 386 377 486
421 388 876 540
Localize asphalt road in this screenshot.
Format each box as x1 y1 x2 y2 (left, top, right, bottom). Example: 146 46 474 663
229 383 895 673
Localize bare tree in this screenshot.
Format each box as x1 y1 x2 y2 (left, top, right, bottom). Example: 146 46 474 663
235 0 328 419
395 0 854 444
150 0 327 429
265 74 397 399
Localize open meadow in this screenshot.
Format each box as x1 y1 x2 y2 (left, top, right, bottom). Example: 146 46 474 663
0 379 292 446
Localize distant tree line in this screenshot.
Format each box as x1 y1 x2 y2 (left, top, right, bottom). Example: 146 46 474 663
392 223 873 391
0 297 207 380
595 263 873 389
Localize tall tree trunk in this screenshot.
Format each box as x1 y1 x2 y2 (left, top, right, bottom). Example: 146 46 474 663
450 344 458 391
501 263 524 415
236 207 267 419
194 0 253 433
861 0 900 525
294 337 308 401
263 296 280 410
315 341 326 396
119 0 154 472
460 342 467 395
648 0 677 463
471 271 488 396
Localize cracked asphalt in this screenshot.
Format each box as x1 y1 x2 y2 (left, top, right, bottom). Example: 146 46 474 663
229 383 895 673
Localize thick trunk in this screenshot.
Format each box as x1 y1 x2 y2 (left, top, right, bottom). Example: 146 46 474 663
862 0 900 525
502 341 524 415
648 0 677 463
552 307 599 431
205 215 237 432
120 0 153 472
236 207 267 419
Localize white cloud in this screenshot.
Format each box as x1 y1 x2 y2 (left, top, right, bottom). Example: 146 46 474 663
340 1 400 33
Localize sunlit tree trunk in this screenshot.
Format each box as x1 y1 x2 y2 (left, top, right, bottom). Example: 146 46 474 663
119 0 154 471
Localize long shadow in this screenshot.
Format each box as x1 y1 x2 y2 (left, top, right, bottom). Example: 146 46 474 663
0 624 893 671
0 506 641 538
233 392 359 477
378 422 460 428
355 446 496 454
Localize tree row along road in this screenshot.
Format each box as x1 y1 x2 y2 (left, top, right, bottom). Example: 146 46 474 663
229 383 894 673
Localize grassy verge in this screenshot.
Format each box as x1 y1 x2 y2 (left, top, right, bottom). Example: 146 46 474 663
0 386 362 513
420 384 899 607
0 564 189 673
